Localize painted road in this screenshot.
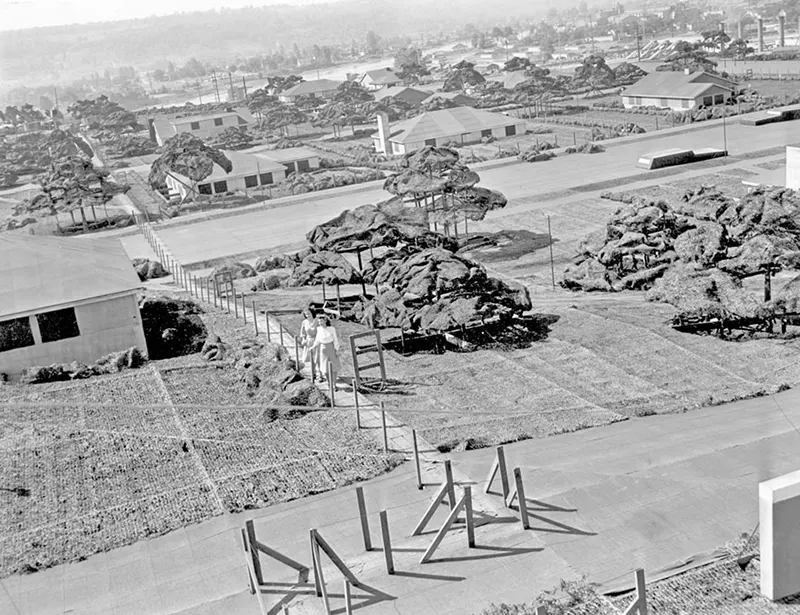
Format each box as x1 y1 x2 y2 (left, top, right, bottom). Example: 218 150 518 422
156 116 798 266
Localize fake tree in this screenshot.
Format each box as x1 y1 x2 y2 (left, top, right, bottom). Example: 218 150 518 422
67 95 139 133
148 133 232 194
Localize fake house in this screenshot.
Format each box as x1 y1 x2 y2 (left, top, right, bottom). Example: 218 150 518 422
372 107 526 156
622 70 737 111
150 109 254 146
0 235 148 379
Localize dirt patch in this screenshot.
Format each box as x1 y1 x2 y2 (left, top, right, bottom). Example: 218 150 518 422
458 230 555 262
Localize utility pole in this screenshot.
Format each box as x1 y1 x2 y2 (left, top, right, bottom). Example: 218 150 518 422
147 71 154 94
211 70 220 103
242 76 248 99
196 81 203 104
228 71 235 102
636 30 642 61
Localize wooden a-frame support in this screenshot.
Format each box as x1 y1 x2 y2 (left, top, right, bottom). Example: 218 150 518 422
504 468 531 530
484 445 510 499
621 569 648 615
310 528 366 614
419 486 476 564
411 460 457 536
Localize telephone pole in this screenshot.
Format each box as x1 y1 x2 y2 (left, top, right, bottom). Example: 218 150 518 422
211 70 221 103
228 71 235 102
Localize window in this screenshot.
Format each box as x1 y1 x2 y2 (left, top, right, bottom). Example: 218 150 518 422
297 159 311 172
197 183 212 195
660 98 668 107
392 142 401 153
213 180 228 194
283 162 296 173
244 175 258 188
635 97 642 105
681 99 690 109
36 308 80 344
424 138 436 146
505 125 516 136
703 96 713 106
481 129 492 138
214 118 223 126
190 121 200 130
259 173 273 185
714 94 724 105
0 317 35 352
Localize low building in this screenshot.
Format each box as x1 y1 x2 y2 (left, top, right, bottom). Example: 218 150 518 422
359 68 402 90
278 79 343 102
151 109 253 146
373 86 432 106
373 107 526 156
165 150 286 201
421 92 478 107
622 70 737 111
0 235 148 379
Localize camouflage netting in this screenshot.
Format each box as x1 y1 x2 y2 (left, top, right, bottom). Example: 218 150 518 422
132 258 168 281
564 186 800 325
148 133 232 186
139 296 207 360
306 198 450 252
353 247 532 331
208 261 257 281
286 251 362 286
429 187 508 224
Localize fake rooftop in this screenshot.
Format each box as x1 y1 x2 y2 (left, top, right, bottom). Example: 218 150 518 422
386 107 520 144
0 235 142 319
623 70 736 100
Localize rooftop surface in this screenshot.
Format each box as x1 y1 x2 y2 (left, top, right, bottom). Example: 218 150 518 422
282 79 343 96
624 70 736 99
389 106 522 144
0 235 141 318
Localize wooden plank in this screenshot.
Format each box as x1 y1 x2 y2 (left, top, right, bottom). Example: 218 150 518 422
312 535 331 613
314 532 360 587
245 520 264 585
497 447 510 499
310 529 322 597
253 540 308 573
464 486 476 548
241 530 268 614
381 402 388 452
379 510 394 575
411 482 449 536
444 460 456 510
357 361 382 371
241 529 255 595
636 568 647 615
356 487 372 551
513 468 530 530
412 430 423 490
420 495 466 564
344 579 354 615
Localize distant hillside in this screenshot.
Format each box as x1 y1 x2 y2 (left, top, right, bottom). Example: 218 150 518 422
0 0 546 91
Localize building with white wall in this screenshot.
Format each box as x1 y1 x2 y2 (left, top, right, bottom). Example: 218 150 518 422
0 235 147 379
151 109 254 146
622 70 737 111
372 107 526 156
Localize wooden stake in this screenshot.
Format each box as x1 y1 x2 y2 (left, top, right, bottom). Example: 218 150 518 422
245 520 264 585
412 429 422 490
265 312 271 342
279 323 284 346
234 292 239 318
328 364 335 407
310 529 322 596
353 379 360 428
444 460 456 510
356 486 372 552
419 494 466 564
252 301 258 335
510 468 530 530
242 294 247 323
379 510 394 574
464 486 476 548
226 291 231 314
381 402 388 452
344 579 353 615
485 446 510 499
294 337 300 369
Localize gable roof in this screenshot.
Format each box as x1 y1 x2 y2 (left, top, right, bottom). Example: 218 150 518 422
255 147 320 163
387 107 522 144
169 150 284 186
422 92 477 104
171 111 242 126
624 71 736 99
373 86 432 102
282 79 343 97
362 68 401 85
0 235 142 318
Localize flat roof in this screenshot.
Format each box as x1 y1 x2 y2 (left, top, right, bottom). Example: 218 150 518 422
0 235 142 319
255 147 320 163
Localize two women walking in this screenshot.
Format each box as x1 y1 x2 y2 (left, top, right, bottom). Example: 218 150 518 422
299 309 341 385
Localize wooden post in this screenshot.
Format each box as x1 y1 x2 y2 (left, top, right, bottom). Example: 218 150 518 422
636 568 648 615
485 445 510 499
253 301 259 335
245 520 264 585
412 429 423 490
242 294 247 323
379 510 394 575
279 323 284 346
234 292 239 318
464 486 475 548
344 580 353 615
356 486 372 551
353 378 361 428
226 291 231 314
381 401 388 452
294 337 300 369
444 460 456 510
266 311 271 342
513 468 530 530
547 215 556 290
328 364 335 407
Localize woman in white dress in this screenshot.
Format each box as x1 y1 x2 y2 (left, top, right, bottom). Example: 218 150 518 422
312 315 341 384
298 308 319 373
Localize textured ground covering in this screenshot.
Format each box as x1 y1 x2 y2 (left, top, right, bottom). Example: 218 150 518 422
0 363 400 578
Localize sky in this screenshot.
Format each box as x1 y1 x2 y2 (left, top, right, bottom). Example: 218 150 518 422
0 0 338 31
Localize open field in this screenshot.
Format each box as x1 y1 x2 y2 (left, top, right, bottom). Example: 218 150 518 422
0 291 401 578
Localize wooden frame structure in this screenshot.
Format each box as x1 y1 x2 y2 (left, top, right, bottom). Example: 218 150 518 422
505 468 531 530
620 569 648 615
419 486 476 564
484 445 510 500
411 460 457 536
349 330 387 390
309 528 363 614
213 270 234 298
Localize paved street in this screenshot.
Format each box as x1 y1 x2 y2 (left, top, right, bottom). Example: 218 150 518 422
4 386 800 614
152 115 796 265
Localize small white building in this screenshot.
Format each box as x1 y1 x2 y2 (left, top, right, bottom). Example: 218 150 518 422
359 68 402 90
278 79 343 102
151 109 253 146
165 150 286 201
622 70 737 111
373 107 526 156
252 147 321 174
0 235 147 379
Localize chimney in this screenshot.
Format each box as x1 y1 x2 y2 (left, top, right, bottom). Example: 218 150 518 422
376 112 391 155
779 10 787 48
718 22 725 33
738 20 743 40
756 15 765 52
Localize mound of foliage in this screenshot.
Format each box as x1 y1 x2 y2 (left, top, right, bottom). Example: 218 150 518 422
67 95 140 133
208 127 253 150
103 134 157 159
19 347 147 384
139 296 207 360
443 60 486 92
148 133 232 189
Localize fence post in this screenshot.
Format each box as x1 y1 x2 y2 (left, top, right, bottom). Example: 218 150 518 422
444 460 456 510
242 293 247 323
294 337 300 369
412 429 422 490
353 378 361 428
344 579 353 615
266 311 271 342
380 401 388 452
328 364 335 407
226 291 231 314
279 323 284 346
234 292 239 318
356 486 372 551
379 510 394 575
252 301 259 335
